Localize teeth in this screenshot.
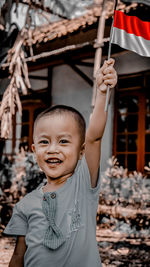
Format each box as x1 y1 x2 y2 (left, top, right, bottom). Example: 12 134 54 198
46 159 61 163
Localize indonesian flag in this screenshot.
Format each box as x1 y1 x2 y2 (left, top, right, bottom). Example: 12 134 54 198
111 9 150 57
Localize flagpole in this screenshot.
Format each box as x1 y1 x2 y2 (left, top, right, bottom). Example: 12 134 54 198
104 0 118 112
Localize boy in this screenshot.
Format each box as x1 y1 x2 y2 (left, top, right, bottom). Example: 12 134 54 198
4 58 117 267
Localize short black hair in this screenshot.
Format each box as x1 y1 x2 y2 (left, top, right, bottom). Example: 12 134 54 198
33 105 86 144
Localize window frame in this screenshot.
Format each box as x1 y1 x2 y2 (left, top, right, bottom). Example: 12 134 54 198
113 72 149 173
16 100 46 153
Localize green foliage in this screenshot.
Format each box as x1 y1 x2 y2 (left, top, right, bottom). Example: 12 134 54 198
19 152 46 193
100 156 150 207
98 156 150 239
0 150 45 232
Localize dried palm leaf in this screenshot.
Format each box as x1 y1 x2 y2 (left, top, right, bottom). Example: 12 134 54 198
15 88 22 116
0 25 31 138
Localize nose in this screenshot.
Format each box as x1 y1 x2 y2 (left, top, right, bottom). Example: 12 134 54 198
46 142 59 154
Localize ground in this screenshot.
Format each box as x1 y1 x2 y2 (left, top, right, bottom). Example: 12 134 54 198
0 232 150 267
0 237 15 267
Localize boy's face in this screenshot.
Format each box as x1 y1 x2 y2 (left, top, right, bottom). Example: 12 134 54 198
32 113 84 182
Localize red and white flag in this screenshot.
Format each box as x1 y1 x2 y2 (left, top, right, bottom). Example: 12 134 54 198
111 9 150 57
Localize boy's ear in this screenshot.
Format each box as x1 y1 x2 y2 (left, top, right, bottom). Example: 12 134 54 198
31 144 35 153
31 144 37 162
79 143 85 159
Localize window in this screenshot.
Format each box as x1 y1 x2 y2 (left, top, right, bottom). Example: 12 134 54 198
113 72 150 172
3 100 46 157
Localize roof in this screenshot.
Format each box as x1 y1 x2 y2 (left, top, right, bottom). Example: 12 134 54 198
24 0 137 47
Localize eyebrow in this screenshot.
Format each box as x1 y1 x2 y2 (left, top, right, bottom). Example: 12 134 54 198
37 133 72 139
57 134 72 139
37 134 49 139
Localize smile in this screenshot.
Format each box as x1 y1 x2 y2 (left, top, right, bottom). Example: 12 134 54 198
45 158 62 164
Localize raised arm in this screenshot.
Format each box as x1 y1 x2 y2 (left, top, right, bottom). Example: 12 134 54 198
85 58 117 188
9 236 26 267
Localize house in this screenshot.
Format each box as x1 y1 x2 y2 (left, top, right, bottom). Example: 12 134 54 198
0 0 150 173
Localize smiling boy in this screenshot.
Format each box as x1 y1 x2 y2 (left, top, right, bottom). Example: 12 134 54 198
4 59 117 267
32 108 85 192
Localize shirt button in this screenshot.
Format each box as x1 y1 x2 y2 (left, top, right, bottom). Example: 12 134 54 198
51 192 56 199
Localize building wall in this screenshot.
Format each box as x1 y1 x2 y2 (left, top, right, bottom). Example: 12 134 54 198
29 69 48 90
52 64 93 124
114 51 150 75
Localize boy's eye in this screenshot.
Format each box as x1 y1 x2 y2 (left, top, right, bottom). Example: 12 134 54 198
59 139 69 144
39 140 49 144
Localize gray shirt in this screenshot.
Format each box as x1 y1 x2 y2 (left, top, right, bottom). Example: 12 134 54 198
4 156 102 267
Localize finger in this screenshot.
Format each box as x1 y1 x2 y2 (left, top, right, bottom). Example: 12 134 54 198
103 69 117 79
105 58 115 66
103 73 114 80
98 60 109 74
104 78 117 88
103 73 117 81
96 59 111 76
99 83 107 93
103 66 116 75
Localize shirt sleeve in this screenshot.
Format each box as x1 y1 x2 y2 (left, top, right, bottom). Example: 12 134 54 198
3 202 27 236
78 155 101 196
